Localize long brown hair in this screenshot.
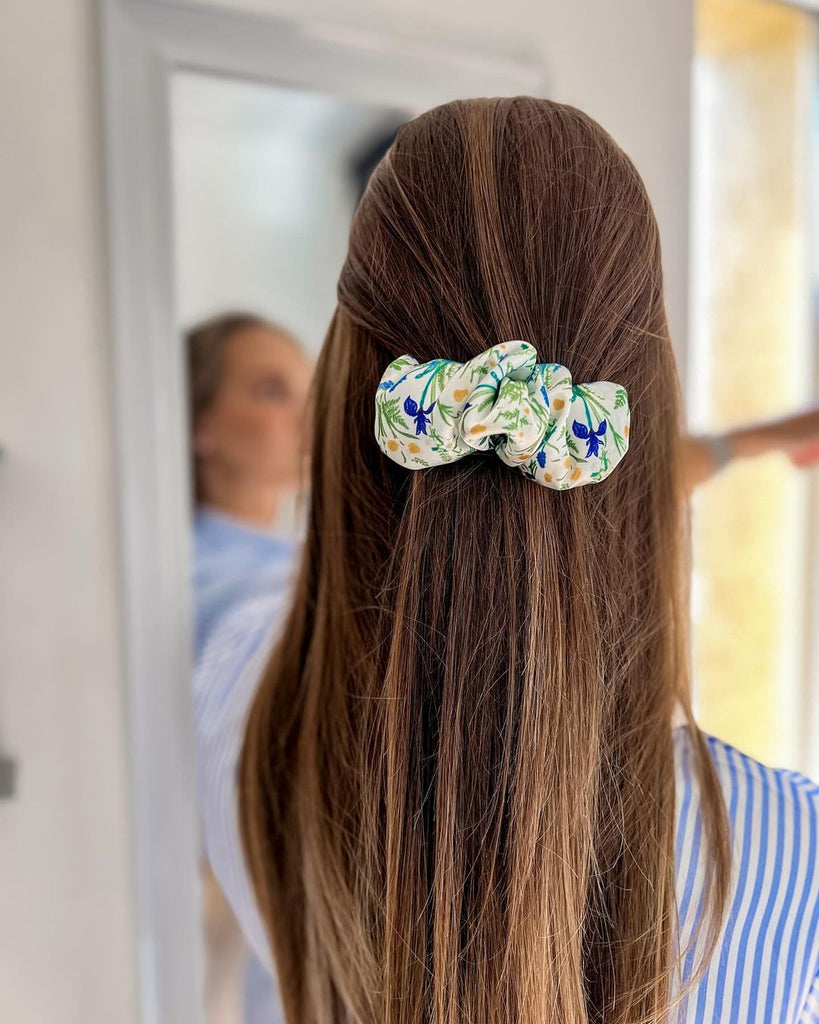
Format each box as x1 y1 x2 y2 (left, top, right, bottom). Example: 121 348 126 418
240 97 731 1024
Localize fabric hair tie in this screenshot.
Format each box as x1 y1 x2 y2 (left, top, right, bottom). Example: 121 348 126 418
374 341 630 489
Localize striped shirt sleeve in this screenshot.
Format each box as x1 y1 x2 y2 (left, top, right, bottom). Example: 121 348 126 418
194 592 287 972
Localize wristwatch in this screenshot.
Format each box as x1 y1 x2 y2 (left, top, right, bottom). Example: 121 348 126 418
700 432 735 473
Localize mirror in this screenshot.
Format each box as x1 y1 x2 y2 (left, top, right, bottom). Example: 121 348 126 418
171 70 407 1023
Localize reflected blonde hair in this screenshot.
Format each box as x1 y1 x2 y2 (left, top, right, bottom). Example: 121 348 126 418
240 97 731 1024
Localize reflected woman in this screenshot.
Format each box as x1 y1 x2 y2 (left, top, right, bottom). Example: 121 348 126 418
188 312 312 660
187 311 312 1024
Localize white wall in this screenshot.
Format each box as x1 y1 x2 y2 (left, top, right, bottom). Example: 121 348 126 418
0 1 693 1022
0 1 139 1022
172 72 399 350
191 0 695 368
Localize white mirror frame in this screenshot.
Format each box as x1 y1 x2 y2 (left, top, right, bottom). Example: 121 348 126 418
99 2 547 1020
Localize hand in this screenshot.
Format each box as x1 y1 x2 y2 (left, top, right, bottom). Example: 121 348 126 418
789 441 819 468
765 407 819 467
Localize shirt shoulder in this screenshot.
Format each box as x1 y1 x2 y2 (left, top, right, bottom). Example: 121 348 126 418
674 725 819 1021
702 730 819 791
675 724 819 829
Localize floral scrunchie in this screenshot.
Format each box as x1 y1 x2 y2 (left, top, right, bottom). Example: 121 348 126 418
374 340 630 489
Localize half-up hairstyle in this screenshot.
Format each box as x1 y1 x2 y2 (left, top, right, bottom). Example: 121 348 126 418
240 96 731 1024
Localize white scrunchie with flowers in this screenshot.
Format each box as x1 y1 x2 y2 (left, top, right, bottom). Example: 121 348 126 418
374 340 631 489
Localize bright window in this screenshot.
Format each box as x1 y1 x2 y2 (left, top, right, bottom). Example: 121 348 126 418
689 0 818 772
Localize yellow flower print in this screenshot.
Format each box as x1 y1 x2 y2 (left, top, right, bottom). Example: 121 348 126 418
374 343 630 490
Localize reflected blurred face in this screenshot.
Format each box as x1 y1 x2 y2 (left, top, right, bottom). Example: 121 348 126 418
194 325 312 489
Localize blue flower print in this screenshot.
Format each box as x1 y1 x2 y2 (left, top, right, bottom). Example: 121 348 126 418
379 367 414 392
404 396 436 436
572 418 607 457
375 344 629 490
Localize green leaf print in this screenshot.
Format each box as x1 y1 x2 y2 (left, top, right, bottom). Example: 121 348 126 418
436 402 458 427
528 398 552 432
418 360 455 406
572 384 609 419
497 407 523 429
376 397 415 441
610 429 627 456
470 389 497 414
428 424 455 462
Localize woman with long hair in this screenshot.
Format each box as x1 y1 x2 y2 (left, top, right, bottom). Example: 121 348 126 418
197 97 819 1023
187 310 312 1024
188 311 312 660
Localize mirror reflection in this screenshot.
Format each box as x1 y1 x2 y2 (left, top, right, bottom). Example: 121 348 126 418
173 72 407 1023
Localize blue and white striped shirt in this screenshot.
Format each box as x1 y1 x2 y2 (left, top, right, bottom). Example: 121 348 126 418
195 592 819 1023
193 508 299 1024
193 507 298 662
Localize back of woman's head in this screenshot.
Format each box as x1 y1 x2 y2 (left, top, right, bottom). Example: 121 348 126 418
240 96 729 1024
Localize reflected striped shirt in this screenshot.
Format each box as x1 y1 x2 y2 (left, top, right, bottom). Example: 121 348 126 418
195 592 819 1023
